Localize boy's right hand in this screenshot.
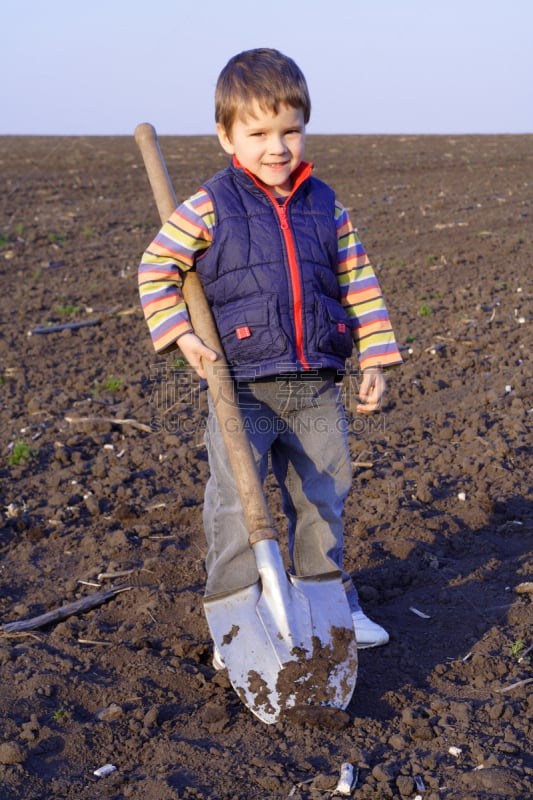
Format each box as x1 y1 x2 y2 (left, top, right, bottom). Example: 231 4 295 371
356 367 386 414
177 332 218 379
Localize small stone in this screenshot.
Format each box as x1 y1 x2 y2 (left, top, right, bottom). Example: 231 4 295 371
389 734 409 750
94 764 117 777
143 706 160 728
84 495 100 515
96 702 123 722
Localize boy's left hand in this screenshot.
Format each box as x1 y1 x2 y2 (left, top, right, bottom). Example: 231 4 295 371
357 367 386 414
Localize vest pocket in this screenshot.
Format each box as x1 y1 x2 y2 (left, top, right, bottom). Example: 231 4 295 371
214 294 289 364
316 296 353 359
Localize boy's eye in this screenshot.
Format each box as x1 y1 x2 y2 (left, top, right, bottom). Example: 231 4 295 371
247 128 301 138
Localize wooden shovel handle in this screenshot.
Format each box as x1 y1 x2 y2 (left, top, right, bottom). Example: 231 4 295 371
134 123 276 541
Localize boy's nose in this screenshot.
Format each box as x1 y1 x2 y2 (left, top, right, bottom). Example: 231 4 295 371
269 135 287 154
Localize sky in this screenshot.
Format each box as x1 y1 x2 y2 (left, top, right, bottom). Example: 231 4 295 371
1 0 532 136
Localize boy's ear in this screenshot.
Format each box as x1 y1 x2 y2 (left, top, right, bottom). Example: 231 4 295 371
216 124 235 155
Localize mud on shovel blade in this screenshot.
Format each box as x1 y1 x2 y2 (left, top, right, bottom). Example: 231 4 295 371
204 540 358 724
134 122 358 724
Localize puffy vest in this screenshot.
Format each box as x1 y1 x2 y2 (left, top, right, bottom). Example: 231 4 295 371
196 161 353 380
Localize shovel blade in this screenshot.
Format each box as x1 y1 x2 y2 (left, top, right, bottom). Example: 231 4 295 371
204 545 357 724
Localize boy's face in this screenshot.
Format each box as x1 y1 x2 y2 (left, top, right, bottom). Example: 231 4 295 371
217 101 305 197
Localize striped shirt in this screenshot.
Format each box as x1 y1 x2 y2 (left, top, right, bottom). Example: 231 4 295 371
138 187 402 370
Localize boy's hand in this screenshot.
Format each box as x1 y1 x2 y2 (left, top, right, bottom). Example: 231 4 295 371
177 332 218 379
356 367 386 414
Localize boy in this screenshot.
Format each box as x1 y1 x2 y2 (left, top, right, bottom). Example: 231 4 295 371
138 48 402 655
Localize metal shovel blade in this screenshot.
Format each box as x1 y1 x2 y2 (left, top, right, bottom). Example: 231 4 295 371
204 539 358 724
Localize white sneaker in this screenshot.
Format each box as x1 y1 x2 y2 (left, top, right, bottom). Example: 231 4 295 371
212 646 225 671
351 610 389 649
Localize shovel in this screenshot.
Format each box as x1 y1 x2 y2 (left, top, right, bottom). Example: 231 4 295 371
135 123 357 724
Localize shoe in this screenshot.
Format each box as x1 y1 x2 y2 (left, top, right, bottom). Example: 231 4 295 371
351 610 389 649
212 646 225 671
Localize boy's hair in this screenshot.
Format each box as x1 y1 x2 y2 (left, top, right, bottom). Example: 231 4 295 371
215 48 311 134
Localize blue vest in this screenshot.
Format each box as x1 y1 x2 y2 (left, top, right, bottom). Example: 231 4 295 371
197 162 353 379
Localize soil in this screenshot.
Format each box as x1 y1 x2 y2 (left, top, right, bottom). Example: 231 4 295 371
0 133 532 800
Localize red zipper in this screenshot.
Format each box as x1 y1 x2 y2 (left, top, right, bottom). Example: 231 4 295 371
275 203 309 369
235 159 312 370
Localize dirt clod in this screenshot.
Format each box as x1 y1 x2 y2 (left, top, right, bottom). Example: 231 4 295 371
0 742 26 765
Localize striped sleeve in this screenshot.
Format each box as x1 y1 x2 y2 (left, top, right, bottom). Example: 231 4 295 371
138 189 215 353
335 202 402 370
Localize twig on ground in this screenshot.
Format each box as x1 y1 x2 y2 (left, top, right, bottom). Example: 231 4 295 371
97 570 134 581
409 607 431 619
29 320 102 335
77 638 114 646
65 415 152 433
0 630 43 641
352 450 374 469
497 677 533 693
116 307 139 316
517 643 533 664
424 343 446 354
1 586 131 633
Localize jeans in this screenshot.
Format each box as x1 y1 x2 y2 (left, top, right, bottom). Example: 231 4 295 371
202 371 361 611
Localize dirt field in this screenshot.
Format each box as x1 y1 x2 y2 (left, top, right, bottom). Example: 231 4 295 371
0 133 532 800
